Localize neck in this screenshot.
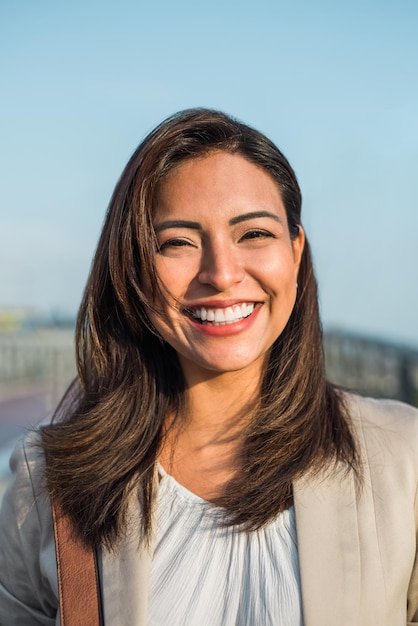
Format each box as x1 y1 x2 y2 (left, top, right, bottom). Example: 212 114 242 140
159 366 262 500
184 362 261 427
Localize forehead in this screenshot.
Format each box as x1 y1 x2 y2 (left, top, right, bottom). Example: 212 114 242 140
154 151 284 219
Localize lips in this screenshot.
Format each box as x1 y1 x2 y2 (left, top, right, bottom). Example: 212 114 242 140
185 302 256 325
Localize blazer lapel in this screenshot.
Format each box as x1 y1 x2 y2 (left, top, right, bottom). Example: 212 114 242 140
98 450 376 625
293 464 361 626
98 477 361 626
97 466 362 626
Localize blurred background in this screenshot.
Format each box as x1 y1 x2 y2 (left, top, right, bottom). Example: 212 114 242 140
1 0 418 494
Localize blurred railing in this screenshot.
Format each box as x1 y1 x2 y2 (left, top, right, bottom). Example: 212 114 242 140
0 329 77 500
0 330 76 411
0 328 417 411
324 330 418 407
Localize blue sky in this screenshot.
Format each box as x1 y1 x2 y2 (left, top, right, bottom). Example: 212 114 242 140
1 0 417 345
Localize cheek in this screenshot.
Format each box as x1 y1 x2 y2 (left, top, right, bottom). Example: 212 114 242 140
154 257 170 288
280 247 300 283
155 257 198 296
256 251 298 292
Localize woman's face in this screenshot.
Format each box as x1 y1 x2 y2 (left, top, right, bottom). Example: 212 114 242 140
150 151 304 383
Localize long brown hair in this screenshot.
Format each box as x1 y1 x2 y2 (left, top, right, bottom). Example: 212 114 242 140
41 108 359 549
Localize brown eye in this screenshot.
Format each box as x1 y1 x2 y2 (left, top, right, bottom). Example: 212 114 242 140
159 238 192 251
240 229 275 241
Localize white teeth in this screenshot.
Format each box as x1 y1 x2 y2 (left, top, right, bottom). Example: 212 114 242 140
224 307 235 322
189 303 256 325
233 305 243 318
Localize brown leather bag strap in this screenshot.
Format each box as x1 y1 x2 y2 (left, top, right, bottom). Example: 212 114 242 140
52 500 102 626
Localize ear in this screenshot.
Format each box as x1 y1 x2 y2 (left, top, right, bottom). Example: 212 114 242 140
292 225 305 277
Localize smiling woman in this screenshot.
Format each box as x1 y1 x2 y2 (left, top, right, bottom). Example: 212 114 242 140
1 109 418 626
150 152 304 380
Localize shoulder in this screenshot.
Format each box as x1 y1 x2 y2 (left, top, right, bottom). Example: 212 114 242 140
6 431 50 520
1 428 54 547
344 391 418 427
343 392 418 475
9 429 46 483
0 430 58 621
344 391 418 434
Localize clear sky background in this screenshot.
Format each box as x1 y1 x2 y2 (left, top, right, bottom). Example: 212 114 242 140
1 0 417 346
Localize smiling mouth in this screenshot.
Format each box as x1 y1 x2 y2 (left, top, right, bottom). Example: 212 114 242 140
185 303 256 326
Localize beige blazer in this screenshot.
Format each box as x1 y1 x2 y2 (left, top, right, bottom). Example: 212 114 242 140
1 393 418 626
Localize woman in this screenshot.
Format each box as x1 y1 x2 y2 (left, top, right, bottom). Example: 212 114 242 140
0 108 417 625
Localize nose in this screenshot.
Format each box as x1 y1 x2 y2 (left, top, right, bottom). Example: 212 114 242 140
198 240 245 291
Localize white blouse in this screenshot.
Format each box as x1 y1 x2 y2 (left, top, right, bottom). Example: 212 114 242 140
148 467 304 626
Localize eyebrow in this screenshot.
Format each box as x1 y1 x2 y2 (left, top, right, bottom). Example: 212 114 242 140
154 220 202 233
154 211 282 232
228 211 283 226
